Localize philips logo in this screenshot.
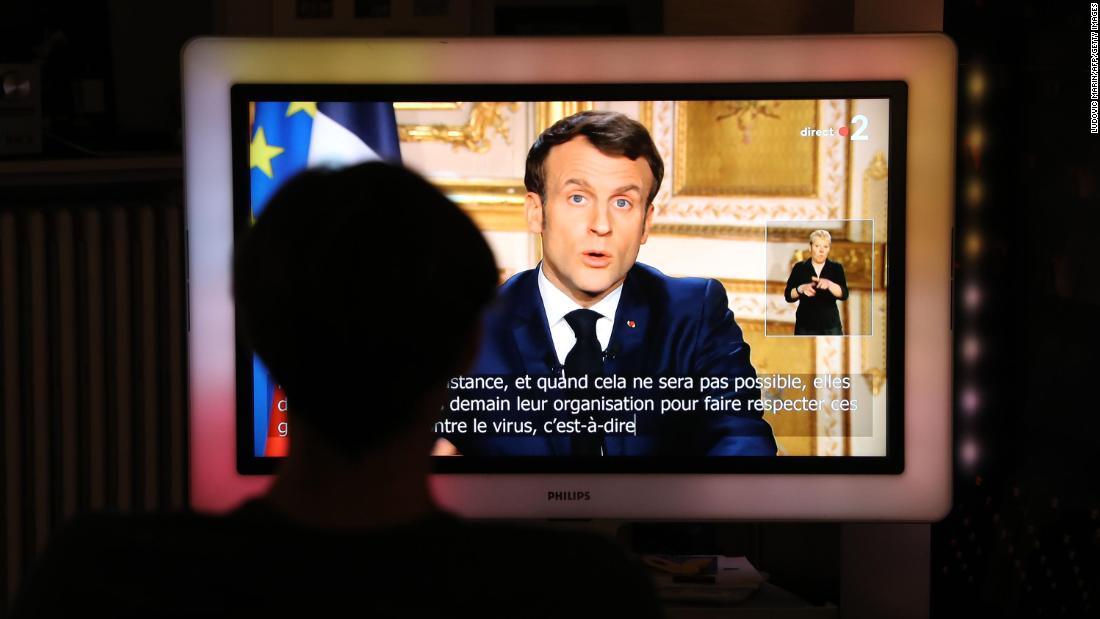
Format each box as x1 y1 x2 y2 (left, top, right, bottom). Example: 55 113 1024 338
547 491 591 502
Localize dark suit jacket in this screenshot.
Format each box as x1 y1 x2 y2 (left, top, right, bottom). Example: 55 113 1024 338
783 258 849 334
444 262 778 456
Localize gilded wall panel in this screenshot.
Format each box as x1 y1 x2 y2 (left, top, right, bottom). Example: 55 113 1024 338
675 100 818 196
742 320 816 456
652 99 849 233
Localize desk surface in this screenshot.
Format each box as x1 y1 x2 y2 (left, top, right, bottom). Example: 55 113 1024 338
665 582 838 619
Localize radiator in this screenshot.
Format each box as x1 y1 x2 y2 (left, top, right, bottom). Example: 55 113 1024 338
0 194 189 609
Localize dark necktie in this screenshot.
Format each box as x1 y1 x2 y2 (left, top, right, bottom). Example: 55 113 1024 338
564 309 604 456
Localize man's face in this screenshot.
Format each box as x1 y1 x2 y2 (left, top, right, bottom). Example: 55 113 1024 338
811 238 831 263
526 136 655 307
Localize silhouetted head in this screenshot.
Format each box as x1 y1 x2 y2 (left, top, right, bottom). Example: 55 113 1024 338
234 161 498 456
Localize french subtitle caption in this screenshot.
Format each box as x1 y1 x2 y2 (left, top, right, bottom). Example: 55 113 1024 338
435 373 870 438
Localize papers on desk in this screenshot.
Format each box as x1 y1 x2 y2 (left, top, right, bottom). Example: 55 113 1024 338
640 554 766 605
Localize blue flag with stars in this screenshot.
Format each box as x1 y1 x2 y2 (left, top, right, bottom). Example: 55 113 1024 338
248 100 401 457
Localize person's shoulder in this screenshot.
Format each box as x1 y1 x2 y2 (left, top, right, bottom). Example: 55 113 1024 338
630 262 720 311
452 521 660 612
452 520 640 574
9 509 243 616
496 267 538 298
456 520 624 558
632 262 708 293
63 509 254 558
481 267 538 317
41 509 224 545
477 267 539 333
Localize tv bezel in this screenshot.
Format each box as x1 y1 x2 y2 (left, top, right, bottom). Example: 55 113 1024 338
183 36 955 520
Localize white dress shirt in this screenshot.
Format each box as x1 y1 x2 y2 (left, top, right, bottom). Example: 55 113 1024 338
537 264 623 366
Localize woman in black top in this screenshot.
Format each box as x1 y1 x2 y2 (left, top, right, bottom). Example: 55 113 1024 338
784 229 849 335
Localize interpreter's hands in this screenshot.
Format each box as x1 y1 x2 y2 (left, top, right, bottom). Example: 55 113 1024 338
798 282 817 297
814 277 834 290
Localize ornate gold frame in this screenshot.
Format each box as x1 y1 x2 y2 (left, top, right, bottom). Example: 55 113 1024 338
431 178 529 232
715 277 789 297
789 241 883 290
860 149 889 396
647 99 850 240
397 102 519 153
673 100 818 197
534 101 595 133
393 102 462 111
428 101 602 232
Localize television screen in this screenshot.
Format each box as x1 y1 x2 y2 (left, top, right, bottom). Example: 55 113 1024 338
185 36 953 518
232 83 906 476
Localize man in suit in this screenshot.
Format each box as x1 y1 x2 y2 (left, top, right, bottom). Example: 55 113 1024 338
438 111 777 457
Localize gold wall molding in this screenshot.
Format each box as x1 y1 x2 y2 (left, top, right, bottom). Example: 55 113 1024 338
863 150 889 241
861 282 888 396
713 277 787 296
859 284 872 344
789 241 884 290
651 99 850 233
741 318 816 455
534 101 596 134
715 278 789 319
750 320 793 335
673 100 817 196
398 102 519 153
816 335 847 456
433 178 526 205
865 150 888 181
726 290 796 323
435 178 527 232
446 202 869 243
394 102 463 111
667 276 794 323
456 203 527 233
714 101 783 140
866 367 886 396
651 222 861 242
639 101 653 133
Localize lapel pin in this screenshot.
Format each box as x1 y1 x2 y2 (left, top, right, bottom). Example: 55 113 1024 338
627 320 636 329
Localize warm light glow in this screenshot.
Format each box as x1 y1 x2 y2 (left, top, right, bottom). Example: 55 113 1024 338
963 284 982 310
960 388 981 416
965 231 983 257
960 438 980 469
966 178 982 207
967 126 985 152
967 69 986 101
961 336 981 363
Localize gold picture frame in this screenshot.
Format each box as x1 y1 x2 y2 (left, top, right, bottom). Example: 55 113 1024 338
397 102 519 153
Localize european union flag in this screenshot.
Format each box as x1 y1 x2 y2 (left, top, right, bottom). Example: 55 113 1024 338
248 100 401 457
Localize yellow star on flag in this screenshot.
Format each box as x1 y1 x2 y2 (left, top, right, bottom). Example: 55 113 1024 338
285 101 317 118
250 127 284 179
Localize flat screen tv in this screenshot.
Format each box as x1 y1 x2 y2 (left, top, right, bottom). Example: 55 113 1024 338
183 35 956 520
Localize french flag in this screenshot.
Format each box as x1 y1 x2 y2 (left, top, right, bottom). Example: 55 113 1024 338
249 100 401 457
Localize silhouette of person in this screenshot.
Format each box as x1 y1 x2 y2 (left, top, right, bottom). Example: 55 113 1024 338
10 162 661 618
